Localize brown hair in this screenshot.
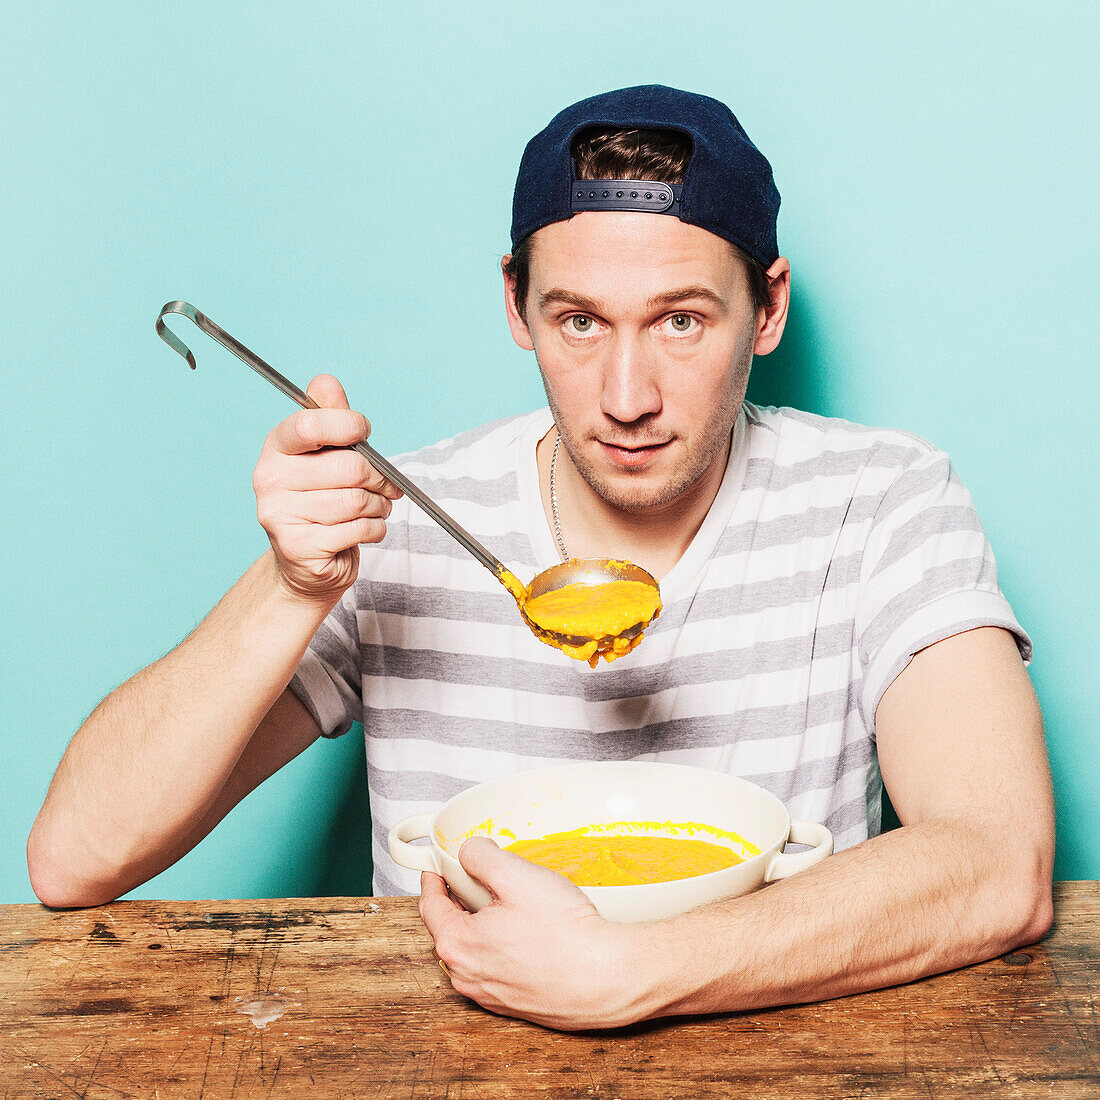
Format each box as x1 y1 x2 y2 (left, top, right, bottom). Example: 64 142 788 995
504 125 772 320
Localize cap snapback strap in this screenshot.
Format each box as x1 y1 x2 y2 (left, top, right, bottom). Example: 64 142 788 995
570 180 682 215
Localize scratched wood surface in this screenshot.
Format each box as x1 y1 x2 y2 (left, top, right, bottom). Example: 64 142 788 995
0 882 1096 1099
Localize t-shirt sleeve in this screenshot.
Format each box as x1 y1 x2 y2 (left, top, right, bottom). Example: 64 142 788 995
856 448 1031 734
288 585 362 739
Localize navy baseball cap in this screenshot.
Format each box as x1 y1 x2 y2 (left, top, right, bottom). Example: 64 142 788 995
510 84 780 267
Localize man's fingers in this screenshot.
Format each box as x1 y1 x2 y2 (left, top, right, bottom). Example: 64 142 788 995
306 373 352 410
260 419 402 500
255 373 403 499
314 516 388 554
256 448 400 498
274 486 393 526
268 406 371 457
456 836 563 903
418 871 464 938
261 372 362 454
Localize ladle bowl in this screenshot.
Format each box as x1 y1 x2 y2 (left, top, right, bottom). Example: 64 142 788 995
520 558 661 649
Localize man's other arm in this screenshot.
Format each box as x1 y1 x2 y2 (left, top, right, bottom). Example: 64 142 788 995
28 375 400 908
645 624 1054 1017
420 625 1054 1029
28 556 327 908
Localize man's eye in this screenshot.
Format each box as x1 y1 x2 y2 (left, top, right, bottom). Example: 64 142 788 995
667 314 696 333
569 315 596 334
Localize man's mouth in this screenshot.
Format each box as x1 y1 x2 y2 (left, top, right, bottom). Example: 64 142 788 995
598 438 672 468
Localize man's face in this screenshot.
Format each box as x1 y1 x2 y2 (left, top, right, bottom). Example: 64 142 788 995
506 211 762 515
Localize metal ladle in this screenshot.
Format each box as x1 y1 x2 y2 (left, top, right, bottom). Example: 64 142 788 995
155 302 661 661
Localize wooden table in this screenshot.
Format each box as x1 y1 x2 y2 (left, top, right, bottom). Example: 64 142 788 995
1 883 1096 1098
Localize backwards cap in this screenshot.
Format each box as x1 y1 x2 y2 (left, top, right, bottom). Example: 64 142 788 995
510 84 780 267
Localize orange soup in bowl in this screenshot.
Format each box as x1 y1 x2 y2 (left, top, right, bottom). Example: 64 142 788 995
504 821 751 886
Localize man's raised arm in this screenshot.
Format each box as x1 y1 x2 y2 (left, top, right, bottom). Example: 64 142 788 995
27 375 399 908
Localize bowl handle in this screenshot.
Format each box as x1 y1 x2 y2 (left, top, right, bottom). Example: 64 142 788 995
764 819 833 882
387 813 439 873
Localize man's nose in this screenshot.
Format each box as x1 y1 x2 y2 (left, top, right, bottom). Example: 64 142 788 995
599 332 662 424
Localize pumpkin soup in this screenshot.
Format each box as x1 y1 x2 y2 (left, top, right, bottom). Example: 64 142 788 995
521 579 662 667
504 823 751 886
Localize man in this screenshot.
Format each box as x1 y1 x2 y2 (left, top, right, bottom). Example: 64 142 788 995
29 85 1054 1030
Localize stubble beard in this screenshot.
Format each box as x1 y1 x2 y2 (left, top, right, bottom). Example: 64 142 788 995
538 340 755 515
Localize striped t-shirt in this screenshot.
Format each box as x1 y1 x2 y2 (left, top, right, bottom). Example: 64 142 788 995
289 403 1029 897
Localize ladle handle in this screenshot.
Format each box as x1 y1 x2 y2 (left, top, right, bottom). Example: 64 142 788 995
156 301 509 578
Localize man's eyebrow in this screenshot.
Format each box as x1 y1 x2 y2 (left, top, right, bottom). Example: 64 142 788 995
644 285 728 312
537 288 602 313
537 286 728 314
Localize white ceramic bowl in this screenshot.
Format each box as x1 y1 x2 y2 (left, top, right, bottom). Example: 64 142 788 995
388 761 833 923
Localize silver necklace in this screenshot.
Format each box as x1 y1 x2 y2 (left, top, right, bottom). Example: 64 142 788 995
549 432 570 561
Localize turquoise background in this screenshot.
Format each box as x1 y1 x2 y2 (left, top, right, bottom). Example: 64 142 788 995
1 2 1096 903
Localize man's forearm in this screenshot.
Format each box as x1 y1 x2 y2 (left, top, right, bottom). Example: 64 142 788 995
27 551 335 906
634 817 1053 1020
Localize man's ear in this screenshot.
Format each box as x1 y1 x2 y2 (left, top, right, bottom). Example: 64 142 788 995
753 257 791 356
502 256 535 351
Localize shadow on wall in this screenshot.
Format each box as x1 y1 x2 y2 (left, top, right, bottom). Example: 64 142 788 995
745 285 838 417
308 726 375 897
